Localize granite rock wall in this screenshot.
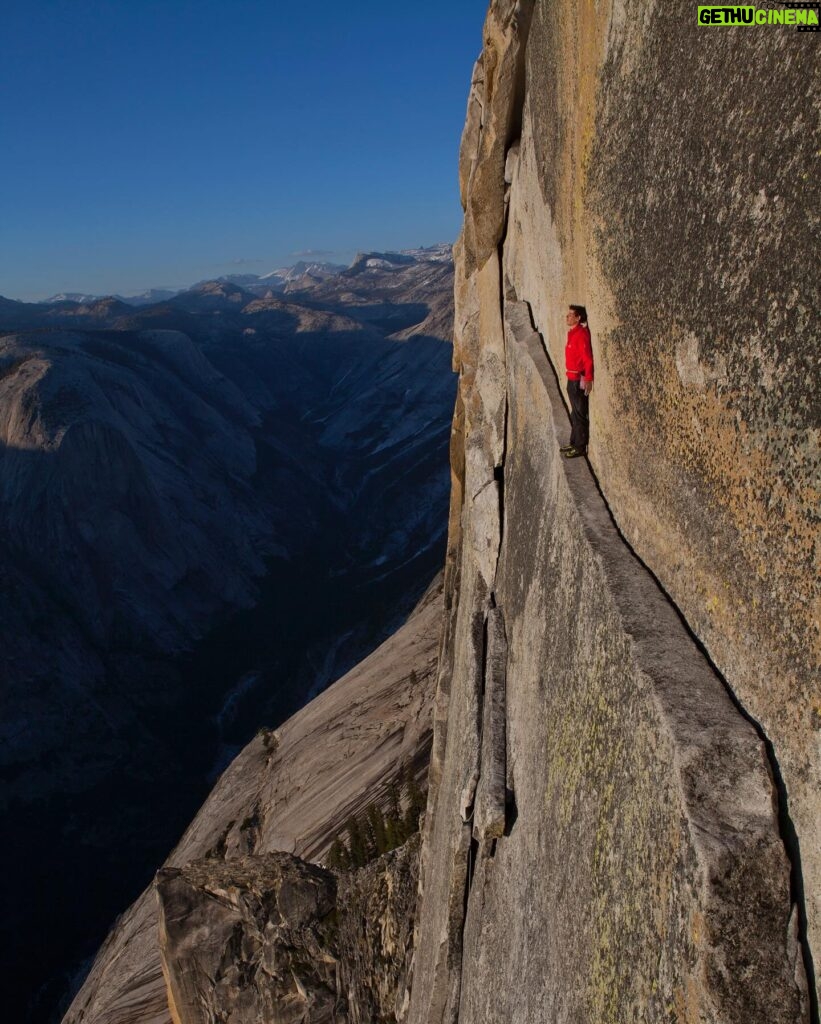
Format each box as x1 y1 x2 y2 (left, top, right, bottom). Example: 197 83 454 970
335 836 421 1024
408 1 818 1020
157 855 340 1024
156 836 421 1024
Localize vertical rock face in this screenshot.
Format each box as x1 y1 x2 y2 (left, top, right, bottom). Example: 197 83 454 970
335 836 421 1024
409 2 817 1021
156 837 421 1024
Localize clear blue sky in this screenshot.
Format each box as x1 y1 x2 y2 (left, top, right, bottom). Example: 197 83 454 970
0 1 486 300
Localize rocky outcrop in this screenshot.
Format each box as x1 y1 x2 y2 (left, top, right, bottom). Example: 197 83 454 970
335 836 421 1024
157 855 340 1024
64 577 441 1024
156 836 421 1024
408 2 817 1021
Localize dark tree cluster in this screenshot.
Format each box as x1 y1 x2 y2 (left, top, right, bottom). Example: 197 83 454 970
328 766 426 871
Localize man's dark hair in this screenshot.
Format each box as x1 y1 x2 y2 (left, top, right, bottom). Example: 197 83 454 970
569 304 588 325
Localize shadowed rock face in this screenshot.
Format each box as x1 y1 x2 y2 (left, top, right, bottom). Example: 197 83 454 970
156 838 421 1024
408 1 816 1021
63 577 441 1024
157 855 340 1024
0 253 454 1024
334 836 421 1024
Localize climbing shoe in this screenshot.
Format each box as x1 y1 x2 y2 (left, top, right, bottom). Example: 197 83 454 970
563 446 587 459
559 443 574 453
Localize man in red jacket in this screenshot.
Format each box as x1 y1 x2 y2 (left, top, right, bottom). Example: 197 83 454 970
560 304 593 458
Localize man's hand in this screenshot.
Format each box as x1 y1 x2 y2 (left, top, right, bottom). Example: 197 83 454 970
582 380 593 396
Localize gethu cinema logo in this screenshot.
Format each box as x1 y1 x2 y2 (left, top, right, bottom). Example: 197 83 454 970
698 5 820 25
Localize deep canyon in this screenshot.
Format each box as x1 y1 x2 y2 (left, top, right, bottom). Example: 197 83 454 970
0 248 456 1023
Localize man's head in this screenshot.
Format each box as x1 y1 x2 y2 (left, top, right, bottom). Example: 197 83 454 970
566 304 587 326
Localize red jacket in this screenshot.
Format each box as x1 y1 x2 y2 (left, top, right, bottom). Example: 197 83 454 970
565 324 593 381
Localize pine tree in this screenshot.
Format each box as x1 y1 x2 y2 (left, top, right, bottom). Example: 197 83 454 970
385 780 405 848
328 837 349 871
346 816 366 869
403 765 426 836
367 802 389 856
387 779 402 822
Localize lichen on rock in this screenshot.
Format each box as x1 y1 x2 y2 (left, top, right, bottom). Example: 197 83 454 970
408 1 818 1020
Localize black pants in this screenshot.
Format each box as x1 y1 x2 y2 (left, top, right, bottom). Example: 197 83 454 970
567 379 589 450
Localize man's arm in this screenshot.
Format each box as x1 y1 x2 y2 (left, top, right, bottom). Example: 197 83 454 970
581 328 594 395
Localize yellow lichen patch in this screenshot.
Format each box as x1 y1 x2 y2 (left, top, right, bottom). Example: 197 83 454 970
671 973 705 1024
690 909 704 947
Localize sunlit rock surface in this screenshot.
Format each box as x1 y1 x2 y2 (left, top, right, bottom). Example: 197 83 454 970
408 1 817 1021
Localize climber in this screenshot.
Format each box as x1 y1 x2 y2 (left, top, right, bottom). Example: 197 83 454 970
560 304 593 459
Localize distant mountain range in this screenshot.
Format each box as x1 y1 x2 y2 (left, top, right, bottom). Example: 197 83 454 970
38 243 452 308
